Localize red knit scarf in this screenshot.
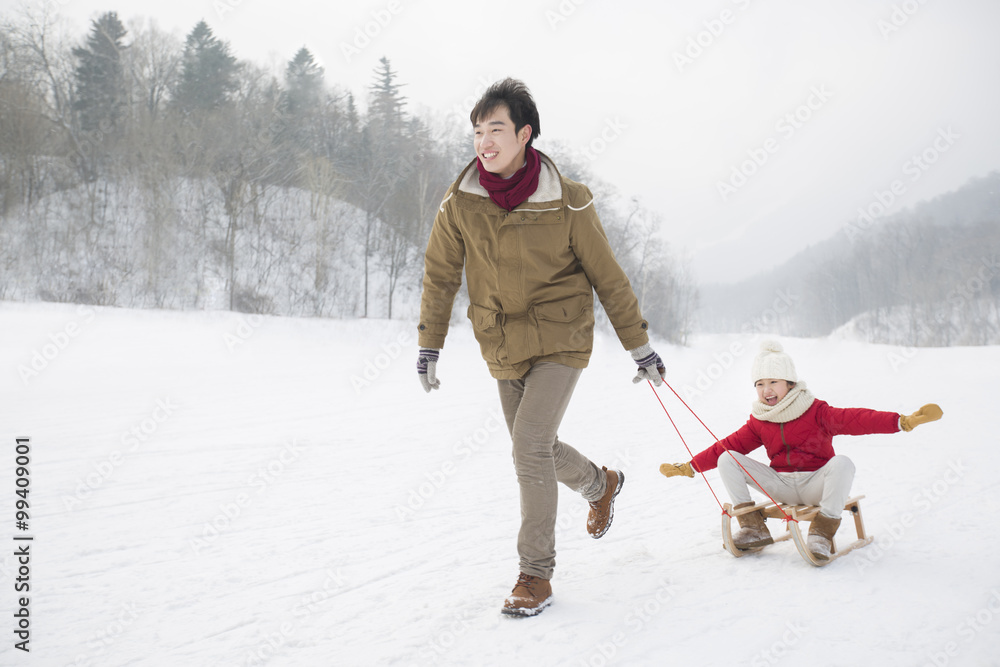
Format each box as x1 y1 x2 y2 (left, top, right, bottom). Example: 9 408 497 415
476 146 541 211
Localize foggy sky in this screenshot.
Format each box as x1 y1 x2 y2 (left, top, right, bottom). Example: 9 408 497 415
15 0 1000 284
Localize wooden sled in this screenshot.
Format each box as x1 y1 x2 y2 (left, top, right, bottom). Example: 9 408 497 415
721 495 873 567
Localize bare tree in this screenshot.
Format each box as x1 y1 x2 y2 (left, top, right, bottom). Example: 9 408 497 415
125 17 180 121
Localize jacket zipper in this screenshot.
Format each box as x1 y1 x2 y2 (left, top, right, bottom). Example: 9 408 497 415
781 423 792 469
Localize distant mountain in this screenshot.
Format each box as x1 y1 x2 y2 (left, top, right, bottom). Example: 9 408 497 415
697 171 1000 345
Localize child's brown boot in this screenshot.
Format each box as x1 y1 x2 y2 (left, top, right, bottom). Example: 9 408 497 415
733 502 775 550
807 514 842 561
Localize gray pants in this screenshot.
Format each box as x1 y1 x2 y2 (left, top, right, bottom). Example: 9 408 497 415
718 450 856 519
497 362 606 580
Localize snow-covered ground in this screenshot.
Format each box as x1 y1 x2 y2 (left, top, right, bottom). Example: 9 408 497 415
2 301 998 667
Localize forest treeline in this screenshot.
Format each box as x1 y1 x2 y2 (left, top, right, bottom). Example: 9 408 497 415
0 8 697 343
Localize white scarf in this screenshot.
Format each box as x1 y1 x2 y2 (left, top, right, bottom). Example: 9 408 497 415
751 382 816 424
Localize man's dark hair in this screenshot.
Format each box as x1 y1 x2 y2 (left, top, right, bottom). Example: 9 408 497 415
469 78 541 148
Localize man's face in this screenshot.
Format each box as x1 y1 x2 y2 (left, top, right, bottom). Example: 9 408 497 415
473 106 531 179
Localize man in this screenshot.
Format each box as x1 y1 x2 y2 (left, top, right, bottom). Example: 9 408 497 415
416 78 665 617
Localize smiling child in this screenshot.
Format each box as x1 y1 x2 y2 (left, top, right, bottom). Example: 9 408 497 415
659 340 942 560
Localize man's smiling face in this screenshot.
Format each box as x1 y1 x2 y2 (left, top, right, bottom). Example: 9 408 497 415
473 105 531 179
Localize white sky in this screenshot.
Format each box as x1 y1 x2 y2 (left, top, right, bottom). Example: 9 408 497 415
8 0 1000 283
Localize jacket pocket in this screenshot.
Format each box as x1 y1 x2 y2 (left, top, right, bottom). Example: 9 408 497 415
467 304 504 365
531 294 594 358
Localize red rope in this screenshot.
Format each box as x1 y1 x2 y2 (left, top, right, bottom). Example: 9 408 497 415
649 380 796 523
647 381 728 513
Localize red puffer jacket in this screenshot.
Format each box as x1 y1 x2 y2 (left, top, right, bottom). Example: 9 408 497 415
691 400 900 473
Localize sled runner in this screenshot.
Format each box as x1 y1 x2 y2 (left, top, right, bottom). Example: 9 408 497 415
721 495 873 567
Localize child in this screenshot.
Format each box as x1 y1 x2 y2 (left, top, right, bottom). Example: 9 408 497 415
659 340 942 561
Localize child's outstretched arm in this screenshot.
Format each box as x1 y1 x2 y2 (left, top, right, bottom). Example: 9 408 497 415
660 420 764 479
900 403 943 431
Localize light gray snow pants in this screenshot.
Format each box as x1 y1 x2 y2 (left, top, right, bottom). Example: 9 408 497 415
718 451 856 519
497 362 606 581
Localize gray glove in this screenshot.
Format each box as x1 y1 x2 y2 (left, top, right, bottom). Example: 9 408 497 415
629 343 665 386
417 348 441 392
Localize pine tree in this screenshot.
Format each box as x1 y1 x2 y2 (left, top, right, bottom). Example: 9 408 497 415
275 46 325 168
172 20 239 114
367 56 406 131
281 47 324 117
352 58 408 316
72 12 128 134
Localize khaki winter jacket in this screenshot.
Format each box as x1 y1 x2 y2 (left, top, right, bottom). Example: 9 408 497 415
418 152 649 379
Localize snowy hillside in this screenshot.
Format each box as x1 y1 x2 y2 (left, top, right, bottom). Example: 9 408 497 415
831 301 1000 347
2 302 999 666
0 174 406 320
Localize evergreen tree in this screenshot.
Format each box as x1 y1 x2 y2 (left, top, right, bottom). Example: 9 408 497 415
281 47 324 117
171 20 239 114
352 58 408 316
367 56 406 131
72 12 128 134
344 93 360 134
275 46 325 171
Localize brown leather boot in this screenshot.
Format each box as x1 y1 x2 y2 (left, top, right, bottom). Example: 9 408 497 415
587 467 624 539
733 502 774 550
807 513 842 561
502 573 552 617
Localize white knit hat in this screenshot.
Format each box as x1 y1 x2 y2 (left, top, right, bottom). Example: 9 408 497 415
751 340 798 384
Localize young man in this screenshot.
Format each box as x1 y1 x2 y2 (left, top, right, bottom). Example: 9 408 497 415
416 78 666 616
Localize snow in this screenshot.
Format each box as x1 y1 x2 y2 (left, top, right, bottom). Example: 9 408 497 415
2 301 999 666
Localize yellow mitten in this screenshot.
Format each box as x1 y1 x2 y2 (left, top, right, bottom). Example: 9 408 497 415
659 462 695 478
900 404 943 432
